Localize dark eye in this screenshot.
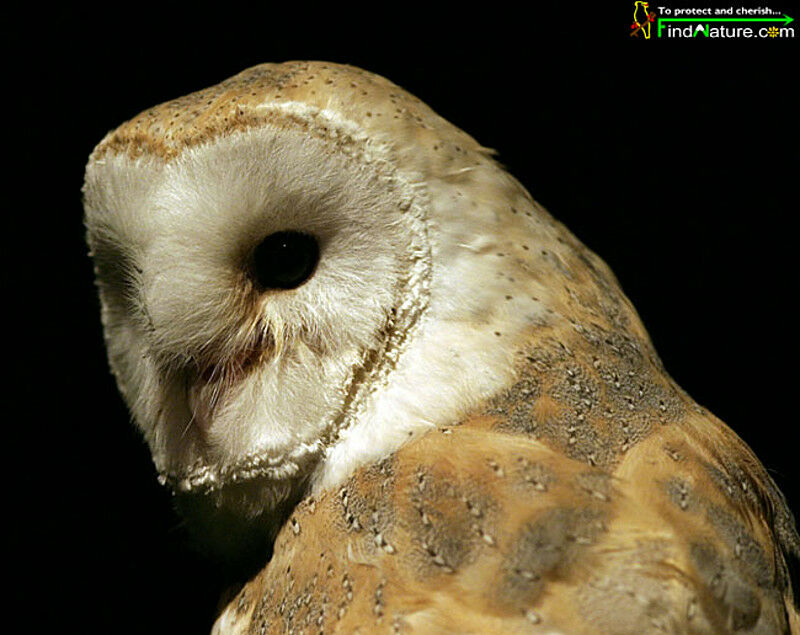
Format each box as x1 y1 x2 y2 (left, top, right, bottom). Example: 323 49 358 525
251 231 319 290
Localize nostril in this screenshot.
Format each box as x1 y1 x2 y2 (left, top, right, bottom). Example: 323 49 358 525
251 231 319 290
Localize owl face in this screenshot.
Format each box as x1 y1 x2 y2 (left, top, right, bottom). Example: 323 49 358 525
86 114 427 500
84 62 557 521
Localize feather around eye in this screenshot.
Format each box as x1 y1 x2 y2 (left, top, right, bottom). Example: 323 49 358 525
87 231 146 321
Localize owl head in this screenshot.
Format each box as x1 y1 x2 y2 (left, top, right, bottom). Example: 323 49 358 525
84 62 601 553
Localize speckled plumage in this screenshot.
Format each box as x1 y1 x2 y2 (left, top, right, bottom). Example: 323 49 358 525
218 320 800 633
85 62 799 634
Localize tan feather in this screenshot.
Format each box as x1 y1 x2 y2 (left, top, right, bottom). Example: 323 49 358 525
217 311 799 633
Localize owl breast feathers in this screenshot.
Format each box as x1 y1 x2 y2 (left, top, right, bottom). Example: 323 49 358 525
83 62 800 633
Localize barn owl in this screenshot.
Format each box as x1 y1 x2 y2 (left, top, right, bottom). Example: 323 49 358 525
84 62 799 633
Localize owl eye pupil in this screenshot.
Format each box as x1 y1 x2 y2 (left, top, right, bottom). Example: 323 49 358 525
252 231 319 290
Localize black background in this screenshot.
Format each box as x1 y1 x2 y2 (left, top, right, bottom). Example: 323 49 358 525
6 5 797 633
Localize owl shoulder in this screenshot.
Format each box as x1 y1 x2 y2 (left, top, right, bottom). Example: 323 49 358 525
216 404 799 633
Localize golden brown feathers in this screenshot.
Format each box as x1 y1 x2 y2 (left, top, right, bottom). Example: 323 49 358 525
217 269 799 633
